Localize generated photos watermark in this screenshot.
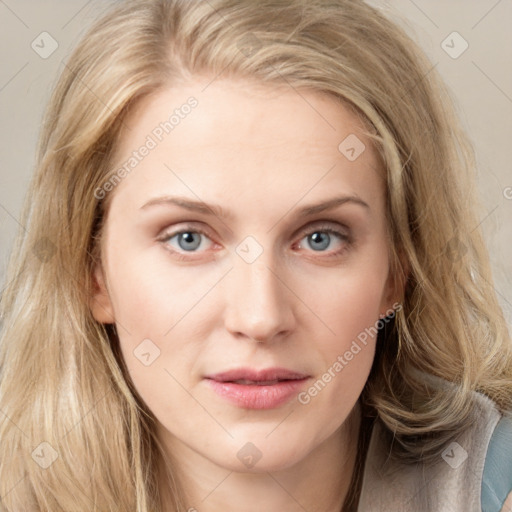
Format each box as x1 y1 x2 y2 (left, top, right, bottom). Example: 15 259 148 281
94 96 199 200
297 302 402 405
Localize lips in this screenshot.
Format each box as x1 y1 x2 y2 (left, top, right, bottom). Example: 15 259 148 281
204 367 310 409
205 367 309 383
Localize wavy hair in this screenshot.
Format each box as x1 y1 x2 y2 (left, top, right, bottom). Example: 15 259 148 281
1 0 511 510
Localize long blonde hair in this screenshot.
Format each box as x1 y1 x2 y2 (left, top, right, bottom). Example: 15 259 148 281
1 0 511 510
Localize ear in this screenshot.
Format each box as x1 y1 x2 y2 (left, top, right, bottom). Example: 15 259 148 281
90 263 115 324
379 251 409 317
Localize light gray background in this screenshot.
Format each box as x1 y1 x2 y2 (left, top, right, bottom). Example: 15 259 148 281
0 0 511 326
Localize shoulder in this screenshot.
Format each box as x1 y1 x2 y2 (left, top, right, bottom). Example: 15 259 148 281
357 380 510 511
481 410 512 512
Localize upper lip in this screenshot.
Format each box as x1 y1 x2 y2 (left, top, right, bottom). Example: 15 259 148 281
205 367 309 383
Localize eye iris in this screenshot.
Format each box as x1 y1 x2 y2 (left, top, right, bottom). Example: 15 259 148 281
178 232 201 251
308 232 330 251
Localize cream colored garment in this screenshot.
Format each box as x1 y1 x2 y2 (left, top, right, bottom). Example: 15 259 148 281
357 380 502 511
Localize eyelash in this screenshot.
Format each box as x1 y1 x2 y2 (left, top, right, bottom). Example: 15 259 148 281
157 222 352 261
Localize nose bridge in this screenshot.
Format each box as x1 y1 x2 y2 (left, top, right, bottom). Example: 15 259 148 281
223 240 294 341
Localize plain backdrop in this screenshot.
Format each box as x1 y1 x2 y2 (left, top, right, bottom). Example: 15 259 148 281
0 0 511 326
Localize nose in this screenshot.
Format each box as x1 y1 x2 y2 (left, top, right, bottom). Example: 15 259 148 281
223 251 296 343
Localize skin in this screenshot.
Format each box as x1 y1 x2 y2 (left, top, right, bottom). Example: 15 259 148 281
90 77 401 511
502 492 512 512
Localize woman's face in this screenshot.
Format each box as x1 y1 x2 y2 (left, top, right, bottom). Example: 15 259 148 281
91 77 399 473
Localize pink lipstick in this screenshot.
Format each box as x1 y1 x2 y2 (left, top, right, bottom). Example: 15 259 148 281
204 367 310 409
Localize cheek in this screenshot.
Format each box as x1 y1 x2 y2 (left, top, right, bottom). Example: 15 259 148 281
316 288 379 393
297 298 379 434
105 246 213 335
306 252 389 346
296 256 388 410
105 253 214 417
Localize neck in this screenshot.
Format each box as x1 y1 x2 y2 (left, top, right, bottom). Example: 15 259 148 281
158 402 363 512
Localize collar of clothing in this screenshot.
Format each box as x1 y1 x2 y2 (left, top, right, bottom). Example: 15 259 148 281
356 370 504 511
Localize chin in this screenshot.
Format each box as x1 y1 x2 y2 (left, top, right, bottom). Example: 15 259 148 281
211 434 312 473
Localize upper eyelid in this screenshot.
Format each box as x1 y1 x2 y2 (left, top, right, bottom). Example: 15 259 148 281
297 220 350 234
160 219 349 238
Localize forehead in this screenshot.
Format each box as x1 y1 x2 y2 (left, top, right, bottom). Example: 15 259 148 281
106 77 384 217
117 76 375 155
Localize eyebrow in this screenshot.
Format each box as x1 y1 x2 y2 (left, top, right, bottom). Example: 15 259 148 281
139 194 370 219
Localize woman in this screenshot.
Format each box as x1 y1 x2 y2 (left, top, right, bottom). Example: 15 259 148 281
0 1 511 510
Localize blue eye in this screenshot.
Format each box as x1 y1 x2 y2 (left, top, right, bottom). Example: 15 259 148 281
158 222 351 261
298 227 350 254
161 228 212 253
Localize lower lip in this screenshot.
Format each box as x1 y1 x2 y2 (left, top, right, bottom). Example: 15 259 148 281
205 378 309 409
